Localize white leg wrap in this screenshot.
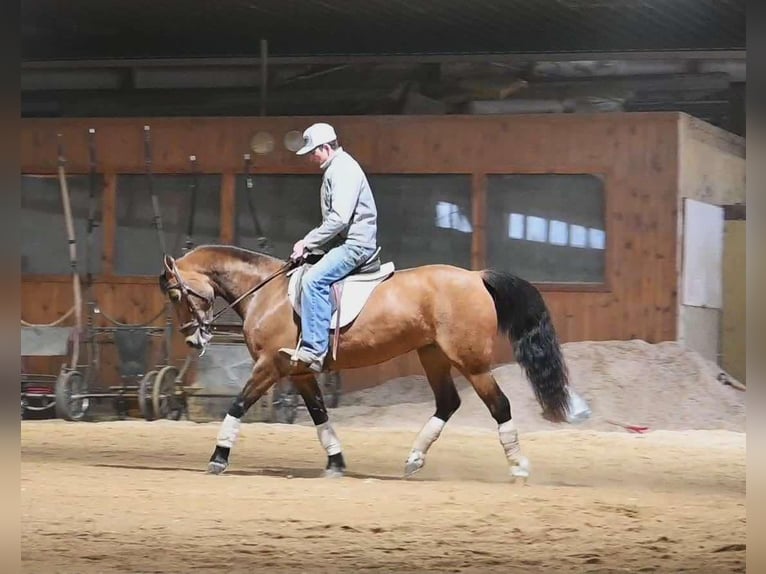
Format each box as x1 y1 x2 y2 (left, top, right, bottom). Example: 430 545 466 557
407 416 446 464
216 414 241 449
316 422 342 456
413 416 446 453
498 420 520 459
498 420 530 479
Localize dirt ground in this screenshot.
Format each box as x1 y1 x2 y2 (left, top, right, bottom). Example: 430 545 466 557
21 420 745 574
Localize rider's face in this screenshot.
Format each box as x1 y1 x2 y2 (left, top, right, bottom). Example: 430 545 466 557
310 144 331 165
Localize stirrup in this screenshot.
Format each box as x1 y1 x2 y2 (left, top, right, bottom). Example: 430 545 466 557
278 347 324 373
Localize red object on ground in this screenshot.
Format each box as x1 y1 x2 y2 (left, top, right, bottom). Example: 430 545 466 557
606 419 651 433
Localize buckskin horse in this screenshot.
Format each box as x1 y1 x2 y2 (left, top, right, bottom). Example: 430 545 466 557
159 244 590 481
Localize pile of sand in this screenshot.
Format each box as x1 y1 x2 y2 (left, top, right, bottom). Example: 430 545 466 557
324 340 745 433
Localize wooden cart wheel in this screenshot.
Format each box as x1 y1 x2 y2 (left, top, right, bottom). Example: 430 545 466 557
54 370 89 421
318 371 342 409
152 366 183 421
138 370 158 421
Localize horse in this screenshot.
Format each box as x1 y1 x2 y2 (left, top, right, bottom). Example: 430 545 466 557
158 244 590 481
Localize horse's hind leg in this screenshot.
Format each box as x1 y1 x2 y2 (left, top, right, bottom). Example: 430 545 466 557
462 370 530 483
291 373 346 478
208 357 279 475
404 345 462 477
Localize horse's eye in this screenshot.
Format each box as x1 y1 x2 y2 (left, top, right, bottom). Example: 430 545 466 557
168 289 182 301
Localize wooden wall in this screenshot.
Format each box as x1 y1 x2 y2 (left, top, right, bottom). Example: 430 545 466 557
21 113 682 392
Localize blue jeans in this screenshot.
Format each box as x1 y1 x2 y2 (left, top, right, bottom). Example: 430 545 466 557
300 243 376 359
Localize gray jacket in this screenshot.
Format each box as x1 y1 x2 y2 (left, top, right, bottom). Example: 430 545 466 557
302 148 378 251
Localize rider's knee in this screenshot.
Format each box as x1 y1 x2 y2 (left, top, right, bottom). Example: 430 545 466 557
303 271 327 290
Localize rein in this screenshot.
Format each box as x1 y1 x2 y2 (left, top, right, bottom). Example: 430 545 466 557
209 260 295 324
166 258 296 332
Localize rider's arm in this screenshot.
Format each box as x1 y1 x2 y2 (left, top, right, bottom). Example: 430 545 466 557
303 160 362 250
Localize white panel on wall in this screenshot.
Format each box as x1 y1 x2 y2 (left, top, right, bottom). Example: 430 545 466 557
682 198 724 308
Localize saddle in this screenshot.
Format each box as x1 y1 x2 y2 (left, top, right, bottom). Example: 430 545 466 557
287 246 395 361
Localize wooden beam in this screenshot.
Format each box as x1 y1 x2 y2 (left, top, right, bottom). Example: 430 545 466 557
21 51 746 70
101 172 116 275
471 172 486 270
220 172 236 244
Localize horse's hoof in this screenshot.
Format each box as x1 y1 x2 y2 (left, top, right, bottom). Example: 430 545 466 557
509 456 530 484
565 389 592 424
403 463 422 478
207 460 228 475
510 466 529 484
323 466 345 478
403 451 425 478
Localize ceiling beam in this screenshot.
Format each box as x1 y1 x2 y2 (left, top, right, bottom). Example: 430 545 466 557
22 50 746 70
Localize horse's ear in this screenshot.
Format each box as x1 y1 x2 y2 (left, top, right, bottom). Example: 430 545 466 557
163 254 176 273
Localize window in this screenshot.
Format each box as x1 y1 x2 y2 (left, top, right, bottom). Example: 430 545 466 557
114 174 221 275
370 174 473 270
487 174 606 283
235 174 473 270
21 174 104 275
234 175 321 259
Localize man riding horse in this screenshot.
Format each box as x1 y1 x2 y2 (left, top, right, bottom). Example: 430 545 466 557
278 122 379 373
158 123 592 482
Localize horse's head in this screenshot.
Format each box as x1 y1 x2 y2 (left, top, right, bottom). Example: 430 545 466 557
159 253 215 350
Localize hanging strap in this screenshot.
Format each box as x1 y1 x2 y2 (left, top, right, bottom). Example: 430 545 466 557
144 125 168 256
184 154 199 253
85 128 99 290
242 153 271 250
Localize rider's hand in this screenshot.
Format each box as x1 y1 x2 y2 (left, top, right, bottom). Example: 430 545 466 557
291 239 306 261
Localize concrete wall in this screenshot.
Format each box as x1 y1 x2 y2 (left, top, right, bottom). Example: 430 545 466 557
722 220 746 382
677 114 745 367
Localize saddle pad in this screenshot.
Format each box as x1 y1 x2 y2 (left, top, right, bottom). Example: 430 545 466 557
288 262 395 330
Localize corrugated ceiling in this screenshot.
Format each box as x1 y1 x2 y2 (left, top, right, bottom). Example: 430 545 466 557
22 0 745 62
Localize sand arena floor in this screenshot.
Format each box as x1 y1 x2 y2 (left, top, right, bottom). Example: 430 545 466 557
21 420 745 573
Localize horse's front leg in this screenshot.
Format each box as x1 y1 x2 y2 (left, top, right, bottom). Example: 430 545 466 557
291 373 346 478
207 358 279 475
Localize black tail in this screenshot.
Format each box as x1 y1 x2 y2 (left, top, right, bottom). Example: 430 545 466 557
481 269 570 422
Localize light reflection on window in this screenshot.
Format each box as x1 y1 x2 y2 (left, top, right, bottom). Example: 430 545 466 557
548 220 568 245
570 225 587 247
525 216 547 243
435 201 472 233
507 212 605 250
588 227 606 249
508 213 525 239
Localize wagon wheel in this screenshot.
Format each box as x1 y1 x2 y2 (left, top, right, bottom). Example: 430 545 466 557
138 370 158 421
318 371 342 409
272 382 298 424
152 366 184 421
54 370 89 421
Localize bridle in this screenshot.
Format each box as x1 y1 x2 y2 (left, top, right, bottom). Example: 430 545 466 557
162 257 297 335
